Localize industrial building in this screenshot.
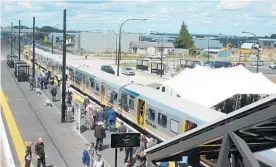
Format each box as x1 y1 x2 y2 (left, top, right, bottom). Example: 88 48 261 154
74 32 139 53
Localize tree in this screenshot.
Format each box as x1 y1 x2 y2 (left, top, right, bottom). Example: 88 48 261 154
270 34 276 39
173 22 194 50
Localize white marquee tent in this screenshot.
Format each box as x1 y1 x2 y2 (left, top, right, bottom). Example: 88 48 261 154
162 66 276 108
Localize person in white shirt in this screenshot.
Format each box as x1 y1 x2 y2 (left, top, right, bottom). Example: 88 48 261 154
93 154 104 167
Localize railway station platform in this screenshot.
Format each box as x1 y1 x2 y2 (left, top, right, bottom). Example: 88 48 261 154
1 59 138 167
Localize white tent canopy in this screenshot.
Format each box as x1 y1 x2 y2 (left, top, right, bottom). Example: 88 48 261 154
163 66 276 108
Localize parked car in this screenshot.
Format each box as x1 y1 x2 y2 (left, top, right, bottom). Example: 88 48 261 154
203 61 214 67
269 63 276 69
122 67 135 75
251 60 264 66
233 62 246 67
210 61 232 68
101 65 115 75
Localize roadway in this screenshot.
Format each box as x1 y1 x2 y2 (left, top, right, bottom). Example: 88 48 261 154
1 40 141 167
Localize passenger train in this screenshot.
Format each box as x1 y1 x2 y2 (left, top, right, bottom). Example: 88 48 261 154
23 46 276 167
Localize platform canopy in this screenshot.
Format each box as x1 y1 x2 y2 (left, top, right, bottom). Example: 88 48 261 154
163 65 276 108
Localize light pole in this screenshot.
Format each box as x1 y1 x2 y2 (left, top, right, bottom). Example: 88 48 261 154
19 20 21 61
151 31 164 77
108 30 118 65
242 31 259 72
218 34 228 56
117 18 148 76
61 9 67 123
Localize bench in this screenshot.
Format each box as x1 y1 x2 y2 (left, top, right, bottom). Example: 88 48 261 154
36 88 42 95
45 100 52 107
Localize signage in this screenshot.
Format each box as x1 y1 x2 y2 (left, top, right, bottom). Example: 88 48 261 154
111 133 141 148
73 100 81 134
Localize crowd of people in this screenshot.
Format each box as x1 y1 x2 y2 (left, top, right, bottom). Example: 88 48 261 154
214 94 265 113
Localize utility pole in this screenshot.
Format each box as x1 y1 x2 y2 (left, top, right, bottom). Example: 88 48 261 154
61 9 67 123
19 20 21 61
10 22 13 54
32 17 36 79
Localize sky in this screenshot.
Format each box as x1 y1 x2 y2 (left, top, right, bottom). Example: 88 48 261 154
1 0 276 36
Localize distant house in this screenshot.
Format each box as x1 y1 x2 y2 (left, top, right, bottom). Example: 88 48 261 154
129 41 175 55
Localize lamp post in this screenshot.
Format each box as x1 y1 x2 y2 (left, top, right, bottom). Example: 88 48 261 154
242 31 259 72
108 30 118 65
19 20 21 61
117 18 148 76
32 17 36 80
151 32 164 77
61 9 67 123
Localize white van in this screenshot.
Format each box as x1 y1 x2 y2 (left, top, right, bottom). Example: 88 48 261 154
251 60 264 66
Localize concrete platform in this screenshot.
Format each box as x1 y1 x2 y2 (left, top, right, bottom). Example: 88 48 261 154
1 62 140 167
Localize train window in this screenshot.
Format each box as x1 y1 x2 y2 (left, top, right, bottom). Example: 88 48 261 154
69 68 74 81
121 93 129 112
75 71 82 85
148 108 155 121
129 98 134 110
170 119 179 134
89 78 95 89
187 121 197 131
158 113 167 128
96 83 100 92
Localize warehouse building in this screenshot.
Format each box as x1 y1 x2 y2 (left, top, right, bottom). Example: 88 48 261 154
74 32 140 53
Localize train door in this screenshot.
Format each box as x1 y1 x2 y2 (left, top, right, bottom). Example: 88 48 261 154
100 82 106 105
136 99 146 127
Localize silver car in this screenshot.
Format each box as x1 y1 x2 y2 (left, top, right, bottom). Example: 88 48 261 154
121 67 135 75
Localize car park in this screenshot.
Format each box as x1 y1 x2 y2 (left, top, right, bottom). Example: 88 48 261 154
122 67 135 75
101 65 115 75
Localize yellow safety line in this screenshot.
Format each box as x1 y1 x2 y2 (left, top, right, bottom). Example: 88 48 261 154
0 88 33 167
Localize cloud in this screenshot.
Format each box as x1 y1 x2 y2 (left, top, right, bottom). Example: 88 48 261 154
218 0 252 10
159 7 175 13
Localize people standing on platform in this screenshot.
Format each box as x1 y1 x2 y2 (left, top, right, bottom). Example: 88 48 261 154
94 121 106 151
96 108 104 123
141 135 147 149
29 77 35 91
83 96 89 115
35 137 46 167
93 154 104 167
118 122 127 133
135 141 146 166
86 103 95 130
124 147 133 166
107 107 116 132
147 138 157 149
50 85 58 102
103 106 109 129
82 144 91 167
24 141 33 167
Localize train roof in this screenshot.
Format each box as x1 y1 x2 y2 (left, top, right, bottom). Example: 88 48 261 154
125 84 225 123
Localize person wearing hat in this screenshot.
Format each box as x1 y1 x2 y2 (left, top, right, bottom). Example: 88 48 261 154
94 121 106 151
